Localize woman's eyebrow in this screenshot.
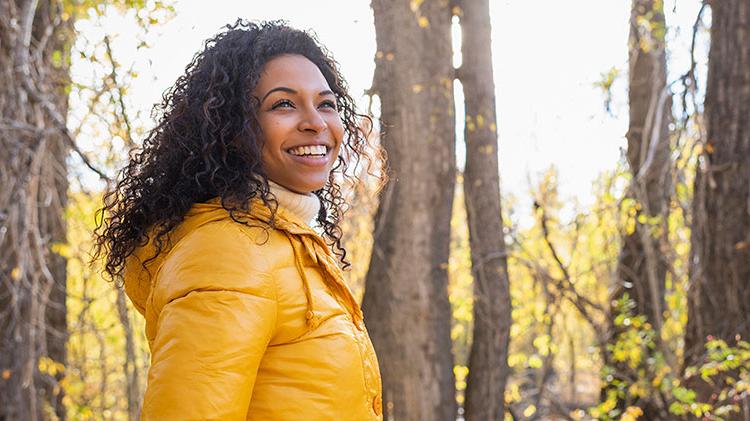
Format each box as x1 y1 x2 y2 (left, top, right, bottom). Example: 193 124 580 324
262 87 335 102
261 87 295 102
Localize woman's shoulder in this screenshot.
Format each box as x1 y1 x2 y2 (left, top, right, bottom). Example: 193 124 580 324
150 219 293 310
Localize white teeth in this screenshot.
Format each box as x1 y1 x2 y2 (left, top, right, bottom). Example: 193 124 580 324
289 145 327 156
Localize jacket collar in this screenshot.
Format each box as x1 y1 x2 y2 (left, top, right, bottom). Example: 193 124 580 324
122 196 364 329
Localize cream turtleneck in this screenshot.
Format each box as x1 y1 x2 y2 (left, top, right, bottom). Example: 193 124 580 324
267 180 321 227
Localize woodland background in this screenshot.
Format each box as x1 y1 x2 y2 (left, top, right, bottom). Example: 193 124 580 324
1 0 749 420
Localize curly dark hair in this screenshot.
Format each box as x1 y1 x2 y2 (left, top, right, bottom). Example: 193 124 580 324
93 19 384 279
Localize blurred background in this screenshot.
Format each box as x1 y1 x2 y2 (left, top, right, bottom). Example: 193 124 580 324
1 0 748 420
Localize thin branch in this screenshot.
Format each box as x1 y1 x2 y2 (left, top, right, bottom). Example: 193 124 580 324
18 76 111 182
104 35 137 149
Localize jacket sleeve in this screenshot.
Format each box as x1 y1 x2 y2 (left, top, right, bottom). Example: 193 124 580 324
141 222 278 421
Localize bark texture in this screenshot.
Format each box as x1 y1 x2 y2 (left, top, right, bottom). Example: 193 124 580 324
457 1 512 420
685 0 750 418
361 0 457 419
0 1 72 419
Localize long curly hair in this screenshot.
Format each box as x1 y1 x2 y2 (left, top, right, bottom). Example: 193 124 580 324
94 19 384 279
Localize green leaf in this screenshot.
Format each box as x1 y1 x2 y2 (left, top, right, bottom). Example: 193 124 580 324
673 386 696 403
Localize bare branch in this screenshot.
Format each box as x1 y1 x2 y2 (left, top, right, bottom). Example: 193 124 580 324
15 0 39 74
104 35 137 149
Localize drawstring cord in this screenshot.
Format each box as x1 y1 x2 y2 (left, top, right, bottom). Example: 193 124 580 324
286 233 318 329
285 232 364 331
248 200 363 331
301 236 364 329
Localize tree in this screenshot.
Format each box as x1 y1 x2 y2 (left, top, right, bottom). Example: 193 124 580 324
604 0 673 417
685 0 750 415
455 1 512 420
0 1 74 419
361 0 457 419
0 2 163 418
618 0 671 338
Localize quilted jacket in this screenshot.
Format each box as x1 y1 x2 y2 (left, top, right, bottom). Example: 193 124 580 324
123 198 383 420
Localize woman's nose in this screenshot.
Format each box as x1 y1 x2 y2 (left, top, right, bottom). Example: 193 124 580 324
298 106 327 133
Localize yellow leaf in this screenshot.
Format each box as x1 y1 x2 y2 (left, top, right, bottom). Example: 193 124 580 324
51 242 71 258
506 383 521 402
528 355 543 368
418 16 430 28
601 391 618 412
453 365 469 384
625 217 636 235
628 383 645 398
523 404 537 417
620 406 643 421
508 353 526 367
2 369 11 379
480 145 494 155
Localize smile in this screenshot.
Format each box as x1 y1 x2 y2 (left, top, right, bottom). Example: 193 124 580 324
287 144 329 157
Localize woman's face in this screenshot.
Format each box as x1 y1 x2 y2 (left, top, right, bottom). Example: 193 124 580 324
252 54 344 194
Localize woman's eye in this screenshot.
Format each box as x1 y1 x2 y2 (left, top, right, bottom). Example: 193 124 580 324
320 100 337 110
271 99 294 109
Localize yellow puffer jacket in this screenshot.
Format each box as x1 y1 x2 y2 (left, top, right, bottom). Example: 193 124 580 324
123 198 383 420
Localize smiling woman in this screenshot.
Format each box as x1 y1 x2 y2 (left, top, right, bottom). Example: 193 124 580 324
93 19 385 420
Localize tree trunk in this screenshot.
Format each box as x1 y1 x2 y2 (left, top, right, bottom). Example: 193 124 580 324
361 0 457 419
605 0 672 417
456 1 512 420
619 0 671 333
0 1 72 419
116 288 142 420
685 0 750 418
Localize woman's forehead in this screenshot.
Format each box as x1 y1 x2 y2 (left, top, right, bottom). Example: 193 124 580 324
255 54 331 94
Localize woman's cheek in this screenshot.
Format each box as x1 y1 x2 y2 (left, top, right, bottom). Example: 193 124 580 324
331 119 345 146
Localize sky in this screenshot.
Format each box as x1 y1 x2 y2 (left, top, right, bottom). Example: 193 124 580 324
70 0 708 228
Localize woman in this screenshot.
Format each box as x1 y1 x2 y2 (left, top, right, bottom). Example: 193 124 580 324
94 20 384 420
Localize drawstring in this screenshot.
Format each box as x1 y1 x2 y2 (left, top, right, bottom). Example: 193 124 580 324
247 200 363 330
301 236 364 329
286 233 318 329
285 232 364 330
